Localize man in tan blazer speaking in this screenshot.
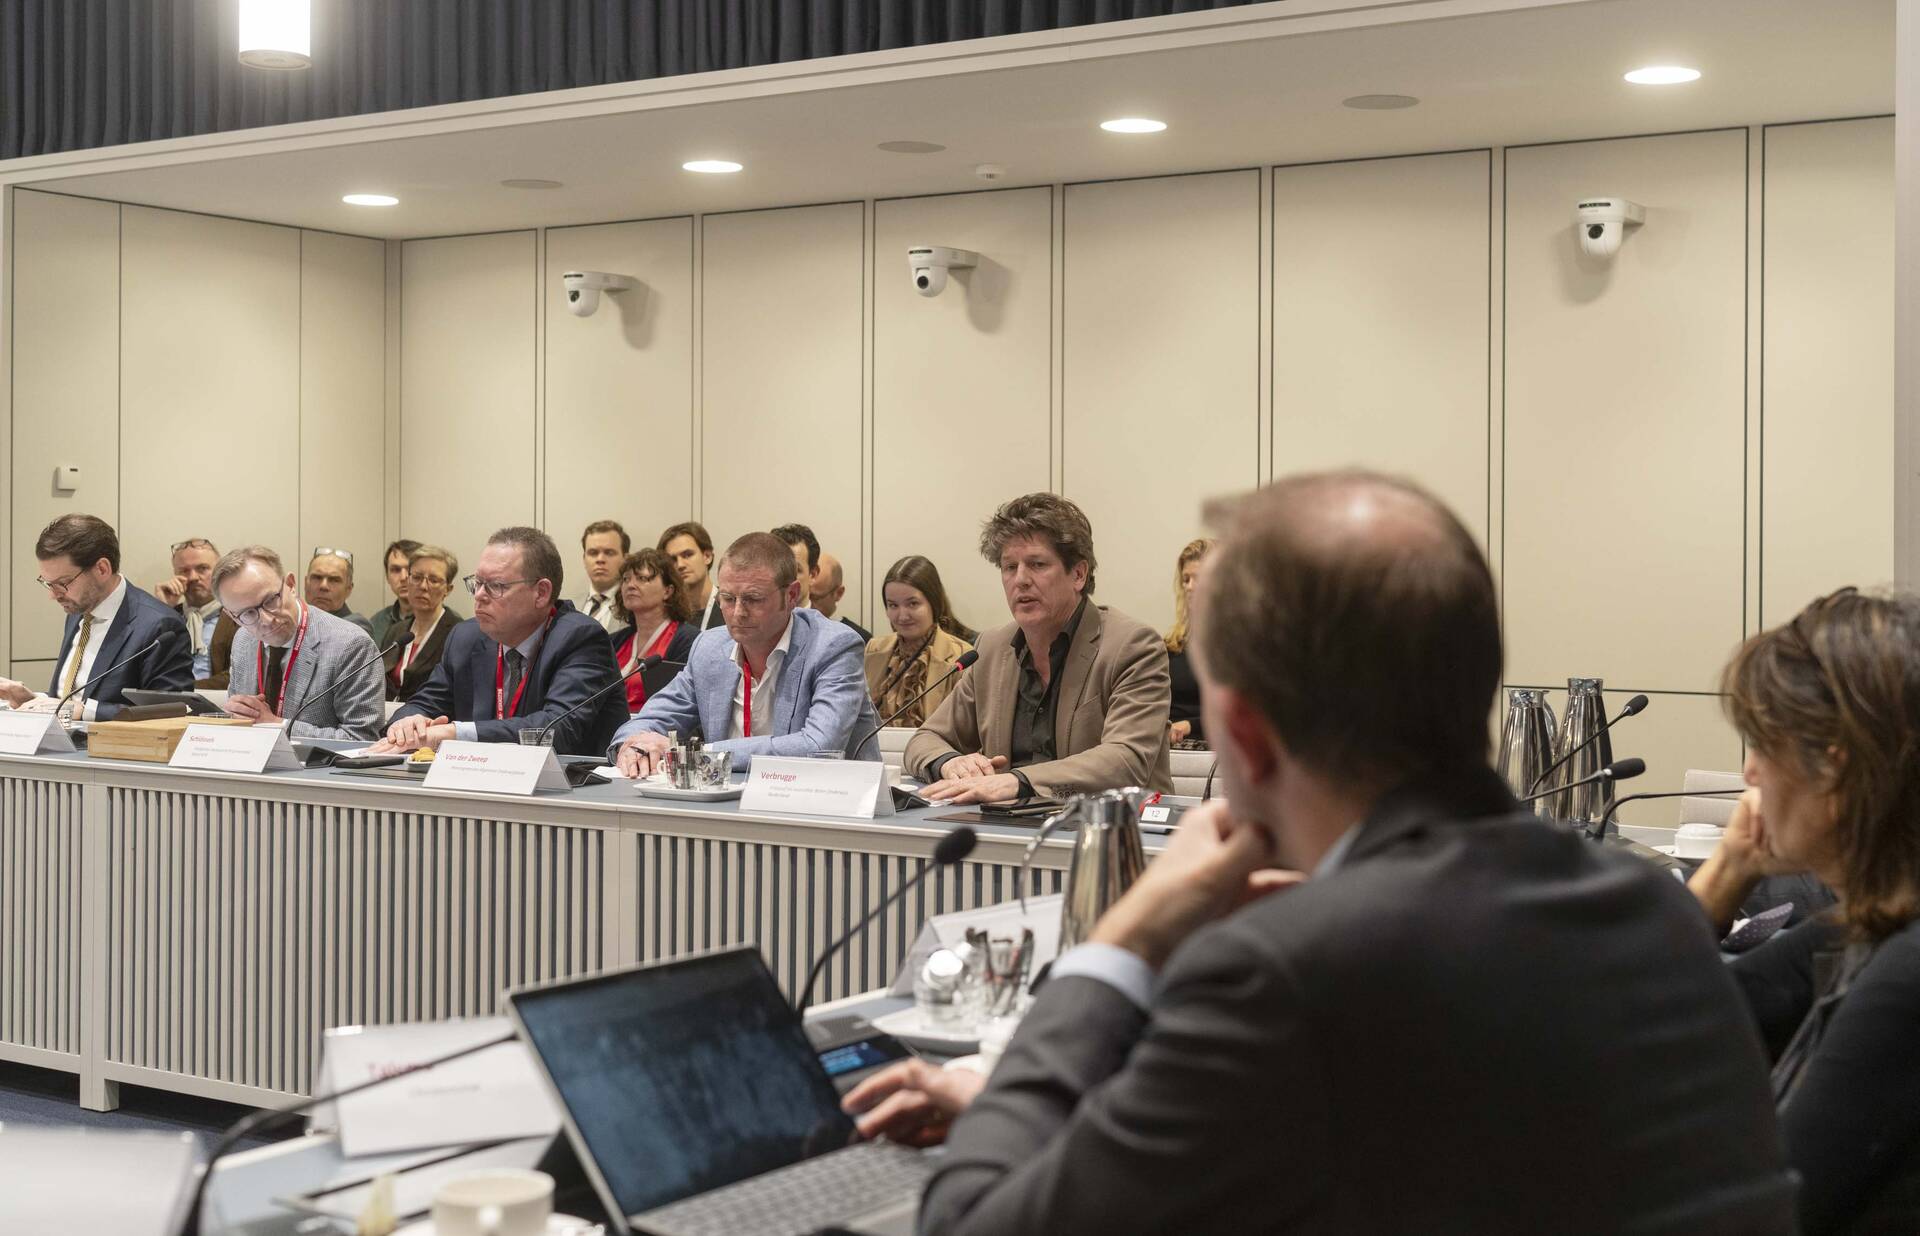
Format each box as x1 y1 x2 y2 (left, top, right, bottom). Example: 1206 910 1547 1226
905 493 1172 803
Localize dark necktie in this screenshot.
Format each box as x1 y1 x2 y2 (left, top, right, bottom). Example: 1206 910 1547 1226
265 644 287 711
504 649 526 712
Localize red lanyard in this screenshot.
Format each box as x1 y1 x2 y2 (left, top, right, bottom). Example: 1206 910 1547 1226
741 656 754 738
494 609 556 719
256 603 309 715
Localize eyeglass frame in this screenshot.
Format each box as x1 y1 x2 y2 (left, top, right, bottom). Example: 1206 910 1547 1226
409 568 453 590
170 539 216 554
463 575 538 600
34 567 87 594
223 584 290 628
309 546 354 565
714 587 782 611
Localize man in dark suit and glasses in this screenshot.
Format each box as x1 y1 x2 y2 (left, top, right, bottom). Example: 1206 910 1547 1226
848 470 1795 1234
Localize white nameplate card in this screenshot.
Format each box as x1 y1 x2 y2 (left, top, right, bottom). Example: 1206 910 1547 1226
311 1016 561 1158
168 723 300 773
740 756 894 819
0 711 76 755
889 893 1064 997
422 740 568 795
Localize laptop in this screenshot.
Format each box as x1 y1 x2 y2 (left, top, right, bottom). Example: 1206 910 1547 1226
505 947 931 1236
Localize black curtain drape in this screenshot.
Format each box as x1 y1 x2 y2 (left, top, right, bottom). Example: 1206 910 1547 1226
1 0 1258 161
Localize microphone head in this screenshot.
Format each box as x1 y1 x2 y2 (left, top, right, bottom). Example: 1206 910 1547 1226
932 826 978 865
956 649 980 670
1622 693 1650 717
1607 757 1647 782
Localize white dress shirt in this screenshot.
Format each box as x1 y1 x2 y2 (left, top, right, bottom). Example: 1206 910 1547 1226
581 591 620 633
453 625 547 743
52 575 130 722
728 617 793 740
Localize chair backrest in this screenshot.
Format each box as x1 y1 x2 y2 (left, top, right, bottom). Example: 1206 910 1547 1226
1170 748 1214 798
1679 768 1745 827
878 726 912 774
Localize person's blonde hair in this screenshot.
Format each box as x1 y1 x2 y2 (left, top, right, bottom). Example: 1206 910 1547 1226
1164 538 1214 653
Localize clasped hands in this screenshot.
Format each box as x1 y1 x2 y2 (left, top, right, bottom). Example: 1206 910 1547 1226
845 801 1301 1144
918 752 1022 805
368 714 456 754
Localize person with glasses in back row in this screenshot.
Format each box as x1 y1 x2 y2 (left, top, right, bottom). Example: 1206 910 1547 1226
303 547 372 634
370 526 626 757
152 536 238 688
0 514 194 720
213 546 385 741
382 545 459 704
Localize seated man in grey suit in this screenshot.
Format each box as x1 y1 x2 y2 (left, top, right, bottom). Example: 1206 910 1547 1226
610 532 880 775
848 470 1794 1234
213 546 385 741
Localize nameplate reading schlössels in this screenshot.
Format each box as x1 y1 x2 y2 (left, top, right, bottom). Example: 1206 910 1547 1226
740 756 894 819
0 711 76 755
422 741 569 795
168 723 300 773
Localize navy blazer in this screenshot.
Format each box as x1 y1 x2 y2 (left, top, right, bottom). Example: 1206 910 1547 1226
47 581 194 721
388 603 625 756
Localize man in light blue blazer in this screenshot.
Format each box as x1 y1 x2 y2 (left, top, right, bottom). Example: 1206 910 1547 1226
610 532 881 775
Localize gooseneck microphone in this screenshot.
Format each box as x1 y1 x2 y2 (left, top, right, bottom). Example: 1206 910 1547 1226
795 825 978 1015
55 636 161 719
1527 693 1651 796
176 1029 518 1235
535 654 663 744
1519 757 1645 804
285 638 400 729
1587 786 1744 841
852 649 979 755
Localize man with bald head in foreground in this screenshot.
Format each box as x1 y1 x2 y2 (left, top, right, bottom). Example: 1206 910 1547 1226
846 470 1793 1234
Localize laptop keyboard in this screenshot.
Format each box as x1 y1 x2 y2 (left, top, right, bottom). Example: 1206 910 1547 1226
636 1141 930 1236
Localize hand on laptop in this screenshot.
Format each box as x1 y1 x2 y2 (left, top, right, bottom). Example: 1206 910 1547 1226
842 1058 986 1148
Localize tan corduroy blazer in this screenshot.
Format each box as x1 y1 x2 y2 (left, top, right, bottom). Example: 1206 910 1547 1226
865 627 972 726
903 603 1173 797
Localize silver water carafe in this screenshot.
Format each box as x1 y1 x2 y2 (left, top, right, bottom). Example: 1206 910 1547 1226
1018 787 1152 951
1549 677 1613 827
1497 689 1558 817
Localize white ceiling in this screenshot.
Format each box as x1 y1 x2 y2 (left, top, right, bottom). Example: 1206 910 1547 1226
14 0 1893 239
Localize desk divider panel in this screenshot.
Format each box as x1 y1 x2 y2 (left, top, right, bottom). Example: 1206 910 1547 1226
0 774 84 1067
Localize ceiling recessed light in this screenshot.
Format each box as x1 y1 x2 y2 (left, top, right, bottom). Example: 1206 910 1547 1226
878 140 947 154
682 159 744 174
341 193 398 207
500 178 563 190
1624 65 1701 85
1100 118 1166 134
1343 94 1420 110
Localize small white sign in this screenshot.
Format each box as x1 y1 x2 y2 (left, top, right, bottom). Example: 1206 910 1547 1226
0 711 76 756
889 894 1065 997
166 723 300 773
422 740 569 795
739 756 894 819
312 1017 561 1158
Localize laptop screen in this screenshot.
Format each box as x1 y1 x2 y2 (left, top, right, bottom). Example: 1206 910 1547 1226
510 949 857 1217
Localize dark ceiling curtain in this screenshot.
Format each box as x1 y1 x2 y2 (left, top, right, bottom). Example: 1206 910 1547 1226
0 0 1259 161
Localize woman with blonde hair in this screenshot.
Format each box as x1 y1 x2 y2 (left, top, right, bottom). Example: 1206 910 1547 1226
867 555 974 730
1164 538 1213 744
1689 587 1920 1232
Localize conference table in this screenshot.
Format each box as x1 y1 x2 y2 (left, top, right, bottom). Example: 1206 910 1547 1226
0 740 1124 1115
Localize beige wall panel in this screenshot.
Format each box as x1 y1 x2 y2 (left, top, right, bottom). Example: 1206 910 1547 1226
1273 153 1491 546
1063 172 1260 633
1762 118 1895 626
299 230 388 605
874 188 1052 634
1505 131 1748 691
544 217 694 594
400 231 537 568
701 205 864 605
9 192 120 662
1577 690 1740 830
122 205 301 594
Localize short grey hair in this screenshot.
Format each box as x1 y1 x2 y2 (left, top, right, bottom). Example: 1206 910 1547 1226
488 526 564 596
211 545 285 596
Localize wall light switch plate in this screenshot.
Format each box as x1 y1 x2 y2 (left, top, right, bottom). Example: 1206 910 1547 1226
53 465 80 493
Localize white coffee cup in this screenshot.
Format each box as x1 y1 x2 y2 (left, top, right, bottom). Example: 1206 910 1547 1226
431 1169 553 1236
1673 821 1727 861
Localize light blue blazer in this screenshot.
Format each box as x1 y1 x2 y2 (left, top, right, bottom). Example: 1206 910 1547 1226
609 605 883 762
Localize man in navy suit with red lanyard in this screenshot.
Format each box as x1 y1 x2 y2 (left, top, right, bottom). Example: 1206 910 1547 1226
0 514 193 721
373 526 624 758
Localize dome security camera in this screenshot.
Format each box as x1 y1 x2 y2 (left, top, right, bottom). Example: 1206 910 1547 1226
1573 197 1646 260
561 270 639 317
907 245 979 298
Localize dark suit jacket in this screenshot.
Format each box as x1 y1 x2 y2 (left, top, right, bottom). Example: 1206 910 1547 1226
923 769 1795 1236
903 604 1172 796
382 608 457 703
51 582 195 720
174 604 238 690
388 603 624 756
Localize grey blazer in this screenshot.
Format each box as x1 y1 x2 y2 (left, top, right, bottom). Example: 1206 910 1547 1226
227 605 385 741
